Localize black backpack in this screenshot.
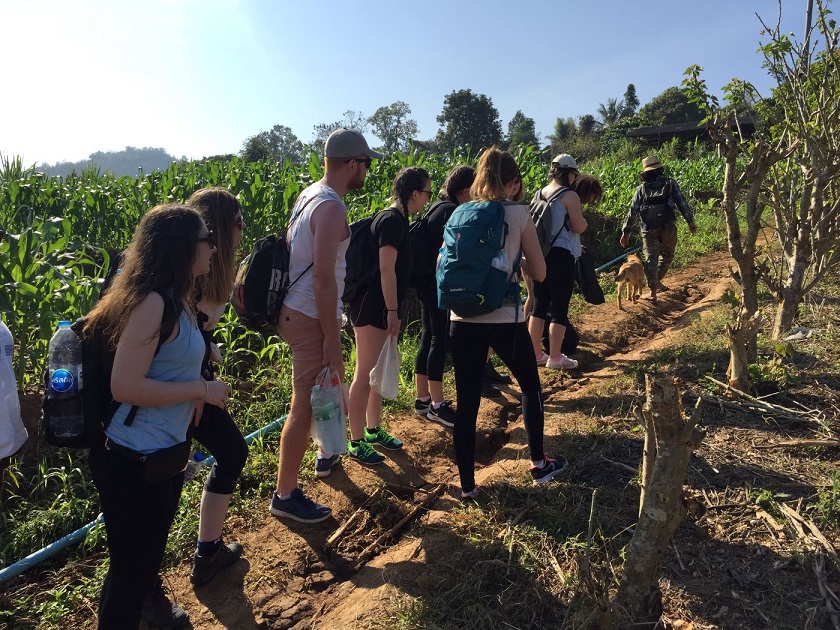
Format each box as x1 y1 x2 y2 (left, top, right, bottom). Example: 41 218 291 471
342 208 403 305
529 187 569 257
409 200 452 288
230 194 323 334
43 294 176 449
639 179 674 229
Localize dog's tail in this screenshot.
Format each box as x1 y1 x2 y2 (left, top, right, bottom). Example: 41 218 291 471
615 269 628 282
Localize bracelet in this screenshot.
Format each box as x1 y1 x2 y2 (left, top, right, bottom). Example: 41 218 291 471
202 380 208 400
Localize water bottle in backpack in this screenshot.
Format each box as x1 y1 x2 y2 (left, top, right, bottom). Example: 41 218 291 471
47 321 85 438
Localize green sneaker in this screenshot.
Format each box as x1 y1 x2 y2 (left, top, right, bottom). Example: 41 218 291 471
364 426 403 451
347 440 385 465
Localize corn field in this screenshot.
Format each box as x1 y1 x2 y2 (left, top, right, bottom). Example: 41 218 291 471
0 144 724 571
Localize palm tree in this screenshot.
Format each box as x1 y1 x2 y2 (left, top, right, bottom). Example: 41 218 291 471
596 98 624 127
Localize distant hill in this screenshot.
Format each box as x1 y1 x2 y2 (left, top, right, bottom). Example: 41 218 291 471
39 146 180 178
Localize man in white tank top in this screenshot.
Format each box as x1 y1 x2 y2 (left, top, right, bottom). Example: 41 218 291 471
270 128 382 524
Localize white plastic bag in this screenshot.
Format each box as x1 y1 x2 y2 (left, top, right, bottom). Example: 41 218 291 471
369 336 401 400
0 319 27 460
310 367 347 456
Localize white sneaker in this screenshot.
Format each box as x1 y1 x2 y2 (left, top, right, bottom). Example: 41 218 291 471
535 351 550 366
546 354 578 370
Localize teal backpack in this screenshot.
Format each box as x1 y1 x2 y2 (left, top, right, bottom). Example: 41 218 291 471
436 200 520 317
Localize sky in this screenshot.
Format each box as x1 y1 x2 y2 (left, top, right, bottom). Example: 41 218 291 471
0 0 808 166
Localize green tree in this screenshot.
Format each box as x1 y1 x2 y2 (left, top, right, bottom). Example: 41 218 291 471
578 114 598 135
241 125 304 164
367 101 418 154
505 110 539 149
637 86 703 126
622 83 640 117
310 110 369 157
597 98 623 127
435 89 503 154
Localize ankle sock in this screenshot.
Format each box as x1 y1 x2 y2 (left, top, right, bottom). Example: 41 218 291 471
197 537 222 557
532 459 545 469
432 401 444 410
416 396 431 403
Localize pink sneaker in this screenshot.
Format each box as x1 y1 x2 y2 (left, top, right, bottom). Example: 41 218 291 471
546 354 578 370
535 351 550 366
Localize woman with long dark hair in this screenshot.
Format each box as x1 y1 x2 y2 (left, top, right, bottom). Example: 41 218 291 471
411 165 475 427
86 204 230 629
186 187 249 586
448 147 567 501
347 166 431 465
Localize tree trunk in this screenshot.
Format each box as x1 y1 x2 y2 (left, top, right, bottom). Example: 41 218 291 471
612 377 705 624
727 309 762 391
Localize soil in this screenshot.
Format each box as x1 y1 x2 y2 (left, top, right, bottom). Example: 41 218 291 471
7 249 839 629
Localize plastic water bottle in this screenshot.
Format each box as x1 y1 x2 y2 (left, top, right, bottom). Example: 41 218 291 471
491 250 511 274
185 451 206 482
310 384 339 426
47 320 84 438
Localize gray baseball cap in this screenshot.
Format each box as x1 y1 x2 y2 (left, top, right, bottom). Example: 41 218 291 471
324 128 383 159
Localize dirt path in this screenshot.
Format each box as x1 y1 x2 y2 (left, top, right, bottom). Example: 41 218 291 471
154 251 740 629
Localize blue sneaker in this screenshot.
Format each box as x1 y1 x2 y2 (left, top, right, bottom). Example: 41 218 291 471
270 489 331 523
315 454 341 478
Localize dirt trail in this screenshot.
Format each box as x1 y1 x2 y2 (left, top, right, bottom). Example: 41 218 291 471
153 251 737 629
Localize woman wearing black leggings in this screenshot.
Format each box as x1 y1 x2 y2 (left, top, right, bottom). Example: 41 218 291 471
411 165 475 427
448 147 568 500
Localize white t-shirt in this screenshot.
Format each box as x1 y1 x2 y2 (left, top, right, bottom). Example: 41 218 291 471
449 202 531 325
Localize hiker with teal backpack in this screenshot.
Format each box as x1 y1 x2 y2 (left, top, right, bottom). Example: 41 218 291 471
346 167 431 464
441 147 568 501
526 154 588 371
85 204 230 629
409 165 475 428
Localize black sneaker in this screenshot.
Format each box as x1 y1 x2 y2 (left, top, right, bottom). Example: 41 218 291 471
413 398 431 416
481 378 502 398
426 400 456 428
484 363 511 384
141 579 190 628
529 454 568 485
270 489 331 523
191 541 244 586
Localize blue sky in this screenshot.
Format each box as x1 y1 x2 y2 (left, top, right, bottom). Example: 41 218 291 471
1 0 805 165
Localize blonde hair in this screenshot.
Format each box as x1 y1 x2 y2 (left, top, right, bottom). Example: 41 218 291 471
187 187 240 304
470 147 522 202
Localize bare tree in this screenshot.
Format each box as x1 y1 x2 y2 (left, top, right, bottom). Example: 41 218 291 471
684 0 840 387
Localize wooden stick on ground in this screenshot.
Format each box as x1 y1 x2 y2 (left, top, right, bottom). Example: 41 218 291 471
351 484 444 571
754 439 840 450
326 486 384 547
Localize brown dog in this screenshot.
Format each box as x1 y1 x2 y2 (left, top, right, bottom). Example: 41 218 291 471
615 253 645 310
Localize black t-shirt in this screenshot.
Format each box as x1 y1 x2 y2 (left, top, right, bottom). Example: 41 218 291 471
411 199 456 289
372 207 411 305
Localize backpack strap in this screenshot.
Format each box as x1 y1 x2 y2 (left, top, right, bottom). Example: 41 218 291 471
286 192 333 289
544 187 571 248
122 292 178 427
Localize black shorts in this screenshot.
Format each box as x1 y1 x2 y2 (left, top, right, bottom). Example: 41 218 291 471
348 288 388 330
